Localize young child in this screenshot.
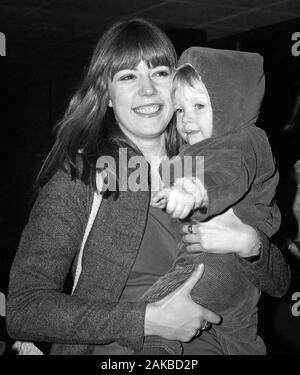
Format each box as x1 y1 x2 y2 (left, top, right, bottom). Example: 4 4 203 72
140 47 281 355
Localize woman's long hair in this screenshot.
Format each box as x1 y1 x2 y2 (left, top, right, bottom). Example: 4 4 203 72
283 91 300 133
35 17 178 191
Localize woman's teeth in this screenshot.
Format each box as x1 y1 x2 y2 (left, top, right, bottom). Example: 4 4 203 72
134 104 160 115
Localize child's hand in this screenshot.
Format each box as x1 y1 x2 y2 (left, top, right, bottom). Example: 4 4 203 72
166 185 195 219
152 178 206 219
152 187 193 217
151 190 169 208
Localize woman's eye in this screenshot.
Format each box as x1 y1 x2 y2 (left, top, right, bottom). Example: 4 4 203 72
153 69 170 77
120 74 136 81
195 104 204 110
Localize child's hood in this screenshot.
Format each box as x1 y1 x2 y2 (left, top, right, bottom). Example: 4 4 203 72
178 47 265 138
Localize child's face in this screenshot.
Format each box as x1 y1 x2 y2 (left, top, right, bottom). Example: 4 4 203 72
173 83 213 145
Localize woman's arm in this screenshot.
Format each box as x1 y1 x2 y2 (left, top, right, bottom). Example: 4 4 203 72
144 264 220 341
6 167 218 351
6 168 146 351
182 209 291 297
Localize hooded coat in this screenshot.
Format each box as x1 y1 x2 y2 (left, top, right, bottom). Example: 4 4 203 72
161 46 281 237
144 47 282 355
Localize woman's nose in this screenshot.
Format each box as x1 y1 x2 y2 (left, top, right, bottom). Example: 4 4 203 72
139 76 157 96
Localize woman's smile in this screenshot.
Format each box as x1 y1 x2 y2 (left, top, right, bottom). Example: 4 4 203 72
133 103 163 117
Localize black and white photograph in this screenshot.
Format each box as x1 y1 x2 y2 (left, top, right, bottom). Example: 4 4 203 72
0 0 300 366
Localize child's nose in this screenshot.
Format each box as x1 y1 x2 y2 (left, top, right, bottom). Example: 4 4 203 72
182 112 193 125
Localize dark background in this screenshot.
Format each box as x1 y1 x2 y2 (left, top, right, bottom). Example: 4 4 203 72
0 1 300 355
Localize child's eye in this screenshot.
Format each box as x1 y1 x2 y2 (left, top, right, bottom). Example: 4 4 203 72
175 108 183 114
195 103 205 110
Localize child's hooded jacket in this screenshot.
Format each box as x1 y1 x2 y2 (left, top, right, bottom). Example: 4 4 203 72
162 47 280 236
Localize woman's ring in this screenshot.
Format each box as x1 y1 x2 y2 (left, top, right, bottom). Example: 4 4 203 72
188 224 193 234
200 320 211 331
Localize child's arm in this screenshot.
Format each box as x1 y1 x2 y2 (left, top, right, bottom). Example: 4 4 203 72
197 129 280 237
153 135 252 219
158 129 273 220
195 144 256 218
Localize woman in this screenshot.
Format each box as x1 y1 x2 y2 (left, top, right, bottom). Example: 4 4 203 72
6 17 290 355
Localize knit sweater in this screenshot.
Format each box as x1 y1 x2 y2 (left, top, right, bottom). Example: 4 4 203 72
6 154 290 355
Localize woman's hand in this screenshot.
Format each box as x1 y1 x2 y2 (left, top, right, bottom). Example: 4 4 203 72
182 208 261 258
144 264 221 341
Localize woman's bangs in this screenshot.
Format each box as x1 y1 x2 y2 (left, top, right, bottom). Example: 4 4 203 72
109 43 142 79
141 41 175 69
109 29 176 79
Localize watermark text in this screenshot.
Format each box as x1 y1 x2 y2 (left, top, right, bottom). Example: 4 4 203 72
0 32 6 56
291 32 300 57
96 148 205 196
291 292 300 317
0 292 5 316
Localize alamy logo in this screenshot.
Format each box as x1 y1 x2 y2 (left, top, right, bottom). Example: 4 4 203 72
0 32 6 56
291 32 300 57
0 292 5 316
291 292 300 317
96 148 204 194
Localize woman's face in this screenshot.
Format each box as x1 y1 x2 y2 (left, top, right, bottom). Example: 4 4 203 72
108 60 174 146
